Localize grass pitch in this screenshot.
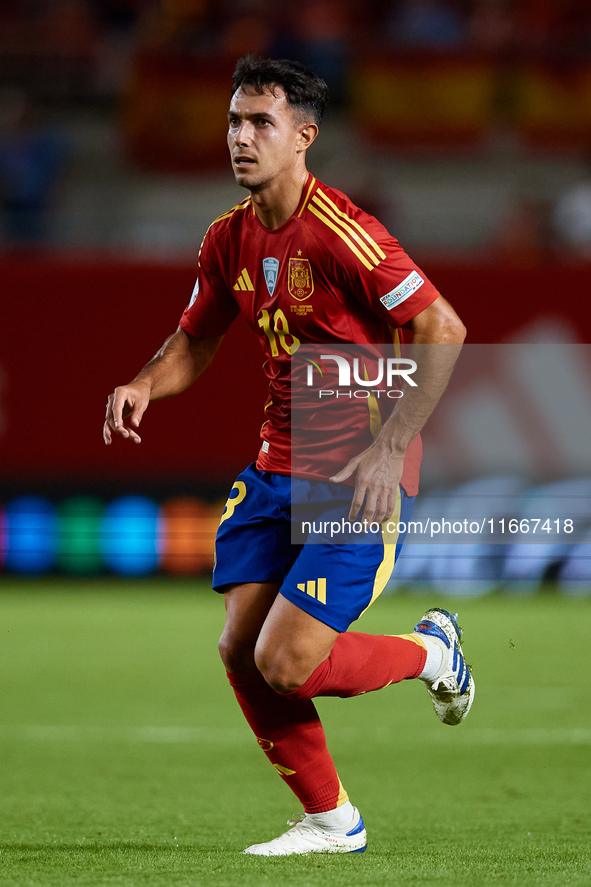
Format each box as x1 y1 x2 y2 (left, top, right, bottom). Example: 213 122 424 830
0 580 590 886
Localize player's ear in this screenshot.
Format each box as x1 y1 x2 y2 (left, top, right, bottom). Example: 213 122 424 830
296 122 319 153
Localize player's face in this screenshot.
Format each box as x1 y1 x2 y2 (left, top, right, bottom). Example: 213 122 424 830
227 86 305 190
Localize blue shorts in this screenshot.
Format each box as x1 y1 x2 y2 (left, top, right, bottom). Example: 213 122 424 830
213 463 415 633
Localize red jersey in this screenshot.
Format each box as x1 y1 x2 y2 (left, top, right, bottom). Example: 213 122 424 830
180 173 440 496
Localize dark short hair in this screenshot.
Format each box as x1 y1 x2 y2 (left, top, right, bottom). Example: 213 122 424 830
232 55 329 126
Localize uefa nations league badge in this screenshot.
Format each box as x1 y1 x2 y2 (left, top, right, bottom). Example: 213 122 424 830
263 257 279 296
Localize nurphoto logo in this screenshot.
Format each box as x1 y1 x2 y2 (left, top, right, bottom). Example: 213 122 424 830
304 354 418 400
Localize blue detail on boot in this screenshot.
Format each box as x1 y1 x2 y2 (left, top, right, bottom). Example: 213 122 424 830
347 815 366 837
346 814 367 852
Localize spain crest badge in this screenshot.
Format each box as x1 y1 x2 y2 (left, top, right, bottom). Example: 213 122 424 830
288 257 314 301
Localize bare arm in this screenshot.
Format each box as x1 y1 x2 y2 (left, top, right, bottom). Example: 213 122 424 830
330 295 466 522
103 329 223 445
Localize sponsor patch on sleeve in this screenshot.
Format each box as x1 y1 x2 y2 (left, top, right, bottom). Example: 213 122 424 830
379 271 424 311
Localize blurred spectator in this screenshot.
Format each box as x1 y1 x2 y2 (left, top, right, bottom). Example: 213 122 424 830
387 0 469 48
469 0 516 54
0 89 67 247
42 0 99 58
92 0 142 94
288 0 356 102
470 0 591 58
0 0 98 99
553 169 591 259
516 0 591 59
221 0 273 58
136 0 227 53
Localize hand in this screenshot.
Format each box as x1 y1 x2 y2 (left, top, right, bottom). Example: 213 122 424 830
330 442 405 523
103 382 150 445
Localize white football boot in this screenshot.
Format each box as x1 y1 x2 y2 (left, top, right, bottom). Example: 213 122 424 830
414 607 475 726
243 809 367 856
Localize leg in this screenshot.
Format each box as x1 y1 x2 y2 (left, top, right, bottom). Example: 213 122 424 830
254 582 472 728
213 466 364 853
252 522 429 698
214 469 473 855
218 487 427 833
219 582 348 815
218 581 280 674
254 592 426 694
217 473 439 702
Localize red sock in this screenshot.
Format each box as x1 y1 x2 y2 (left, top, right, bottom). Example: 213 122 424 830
285 632 427 701
227 635 425 813
227 670 347 814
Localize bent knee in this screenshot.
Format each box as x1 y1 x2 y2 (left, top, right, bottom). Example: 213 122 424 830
218 631 257 674
254 647 308 694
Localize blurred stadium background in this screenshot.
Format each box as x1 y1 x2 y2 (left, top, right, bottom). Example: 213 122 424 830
1 0 590 593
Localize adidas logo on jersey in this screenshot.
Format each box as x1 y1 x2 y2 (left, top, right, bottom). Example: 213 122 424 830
296 579 327 604
234 268 254 291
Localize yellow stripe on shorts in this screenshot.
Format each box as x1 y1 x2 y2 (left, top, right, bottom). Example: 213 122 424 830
360 487 402 617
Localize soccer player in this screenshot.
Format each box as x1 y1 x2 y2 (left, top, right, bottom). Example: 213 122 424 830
103 56 474 856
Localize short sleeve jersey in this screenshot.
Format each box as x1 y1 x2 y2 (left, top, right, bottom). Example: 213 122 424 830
180 174 440 496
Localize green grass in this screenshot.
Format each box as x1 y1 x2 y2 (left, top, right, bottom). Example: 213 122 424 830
0 580 590 886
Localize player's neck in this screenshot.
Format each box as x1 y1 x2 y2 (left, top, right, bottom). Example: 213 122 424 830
249 169 309 230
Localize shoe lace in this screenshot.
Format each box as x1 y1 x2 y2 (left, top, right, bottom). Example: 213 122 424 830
431 672 458 692
284 814 330 839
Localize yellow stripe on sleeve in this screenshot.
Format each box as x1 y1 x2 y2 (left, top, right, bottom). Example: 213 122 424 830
312 194 382 267
316 188 387 260
308 204 374 271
